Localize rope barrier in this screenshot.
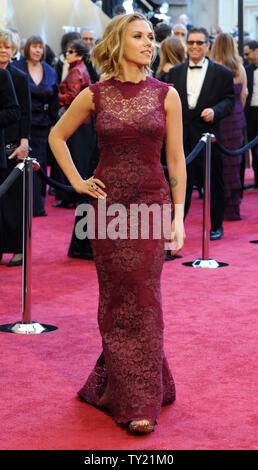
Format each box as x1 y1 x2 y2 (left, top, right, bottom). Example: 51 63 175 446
185 139 207 165
215 135 258 156
0 162 24 199
37 167 75 193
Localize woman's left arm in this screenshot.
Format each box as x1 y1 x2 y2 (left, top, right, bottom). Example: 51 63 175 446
164 87 187 254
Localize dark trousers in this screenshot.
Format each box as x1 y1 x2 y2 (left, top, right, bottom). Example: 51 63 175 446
0 157 23 254
246 106 258 185
30 125 49 216
184 146 224 230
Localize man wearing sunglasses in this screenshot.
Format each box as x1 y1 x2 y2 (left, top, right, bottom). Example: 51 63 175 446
168 27 235 240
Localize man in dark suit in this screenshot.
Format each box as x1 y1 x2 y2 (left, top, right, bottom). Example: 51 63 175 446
80 27 99 83
0 67 20 169
244 42 258 188
168 27 235 240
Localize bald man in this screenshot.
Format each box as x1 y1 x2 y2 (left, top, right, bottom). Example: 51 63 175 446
172 24 187 42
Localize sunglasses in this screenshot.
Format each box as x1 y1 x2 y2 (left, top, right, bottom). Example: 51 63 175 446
187 40 207 46
66 49 76 54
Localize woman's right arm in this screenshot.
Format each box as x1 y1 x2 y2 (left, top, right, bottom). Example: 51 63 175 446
48 87 106 198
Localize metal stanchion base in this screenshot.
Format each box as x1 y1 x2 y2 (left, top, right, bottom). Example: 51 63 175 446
182 258 229 268
0 321 58 334
250 240 258 244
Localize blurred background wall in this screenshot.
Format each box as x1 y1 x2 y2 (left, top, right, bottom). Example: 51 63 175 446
0 0 110 54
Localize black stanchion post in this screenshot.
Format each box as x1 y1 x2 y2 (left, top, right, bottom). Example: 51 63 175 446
22 157 33 324
202 132 211 261
183 133 229 269
0 157 58 334
238 0 244 58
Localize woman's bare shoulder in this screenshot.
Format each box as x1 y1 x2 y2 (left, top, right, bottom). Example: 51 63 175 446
71 86 96 112
164 86 181 111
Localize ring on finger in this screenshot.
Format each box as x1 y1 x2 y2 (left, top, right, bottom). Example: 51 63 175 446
88 182 98 192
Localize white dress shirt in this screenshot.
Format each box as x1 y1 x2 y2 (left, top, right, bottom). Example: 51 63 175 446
250 68 258 107
187 57 209 109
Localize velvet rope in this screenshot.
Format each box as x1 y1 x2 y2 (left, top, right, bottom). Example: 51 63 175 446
0 165 24 199
185 139 207 165
215 135 258 156
37 167 76 193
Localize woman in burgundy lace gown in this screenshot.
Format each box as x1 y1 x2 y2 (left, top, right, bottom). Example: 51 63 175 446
49 13 186 434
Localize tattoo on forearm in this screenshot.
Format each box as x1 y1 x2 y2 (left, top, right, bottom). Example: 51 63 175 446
170 175 178 188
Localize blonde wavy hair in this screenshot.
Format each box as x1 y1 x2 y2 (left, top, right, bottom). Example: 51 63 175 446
210 33 242 77
91 12 155 79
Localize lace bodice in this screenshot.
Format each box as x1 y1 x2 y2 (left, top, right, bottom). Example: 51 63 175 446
89 77 171 206
90 76 169 143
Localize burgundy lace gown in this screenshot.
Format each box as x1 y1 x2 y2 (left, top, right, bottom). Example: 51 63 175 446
78 76 176 424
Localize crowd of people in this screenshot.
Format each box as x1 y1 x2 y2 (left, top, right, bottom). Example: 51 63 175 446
0 9 257 436
0 14 257 266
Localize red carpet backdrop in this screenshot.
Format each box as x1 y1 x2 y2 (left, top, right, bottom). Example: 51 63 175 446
0 178 257 450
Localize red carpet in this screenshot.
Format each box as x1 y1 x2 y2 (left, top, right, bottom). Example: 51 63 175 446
0 170 257 450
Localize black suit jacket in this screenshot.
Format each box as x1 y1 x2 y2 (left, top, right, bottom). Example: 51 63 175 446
0 68 20 169
244 64 255 114
167 58 235 151
5 63 31 144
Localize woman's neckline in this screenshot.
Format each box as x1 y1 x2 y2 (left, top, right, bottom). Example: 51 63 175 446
111 75 150 85
27 60 44 86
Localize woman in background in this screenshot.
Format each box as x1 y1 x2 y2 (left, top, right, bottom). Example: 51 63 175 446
0 29 31 266
156 36 186 82
15 35 59 216
210 33 247 220
55 32 81 83
53 38 95 208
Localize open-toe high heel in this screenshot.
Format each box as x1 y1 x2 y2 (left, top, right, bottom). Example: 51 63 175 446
129 420 154 434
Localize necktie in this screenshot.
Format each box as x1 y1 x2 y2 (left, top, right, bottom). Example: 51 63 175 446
189 65 202 69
